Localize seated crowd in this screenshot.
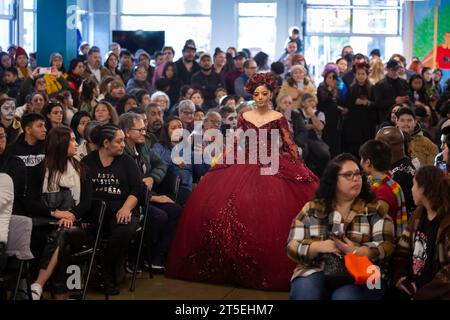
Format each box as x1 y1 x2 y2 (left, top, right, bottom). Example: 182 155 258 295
0 37 450 300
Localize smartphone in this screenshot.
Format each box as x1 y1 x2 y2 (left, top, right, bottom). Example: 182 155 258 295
39 67 52 75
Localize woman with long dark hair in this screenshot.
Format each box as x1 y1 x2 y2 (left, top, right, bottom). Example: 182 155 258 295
161 62 182 106
341 62 376 157
392 166 450 299
30 126 92 300
288 153 395 300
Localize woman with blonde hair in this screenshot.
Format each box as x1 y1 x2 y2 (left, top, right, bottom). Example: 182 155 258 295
369 59 385 85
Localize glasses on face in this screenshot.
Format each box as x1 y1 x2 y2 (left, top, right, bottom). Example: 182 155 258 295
182 111 194 116
129 128 147 135
338 170 363 181
0 134 7 140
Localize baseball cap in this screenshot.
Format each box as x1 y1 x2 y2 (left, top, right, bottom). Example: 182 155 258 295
183 44 197 52
234 51 248 60
386 59 400 70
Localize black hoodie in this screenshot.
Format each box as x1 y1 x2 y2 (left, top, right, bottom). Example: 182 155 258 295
8 134 49 217
0 150 27 215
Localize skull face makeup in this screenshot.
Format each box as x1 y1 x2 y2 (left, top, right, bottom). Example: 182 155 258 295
224 112 238 130
0 100 16 122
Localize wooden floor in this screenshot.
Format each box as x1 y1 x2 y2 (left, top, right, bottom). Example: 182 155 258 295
85 274 288 300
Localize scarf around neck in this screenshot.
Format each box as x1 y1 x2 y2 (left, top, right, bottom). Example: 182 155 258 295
368 173 408 238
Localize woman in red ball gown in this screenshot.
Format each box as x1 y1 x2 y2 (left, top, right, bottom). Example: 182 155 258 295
165 73 319 291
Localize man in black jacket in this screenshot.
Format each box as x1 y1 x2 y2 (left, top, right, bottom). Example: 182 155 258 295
373 59 411 126
191 53 225 110
0 123 27 215
8 113 48 217
119 113 182 271
175 44 201 86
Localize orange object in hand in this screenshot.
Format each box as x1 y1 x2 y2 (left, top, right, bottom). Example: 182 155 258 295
344 253 378 286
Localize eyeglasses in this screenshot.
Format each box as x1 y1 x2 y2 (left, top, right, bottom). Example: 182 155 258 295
181 111 194 116
129 128 147 135
0 134 7 140
338 170 363 181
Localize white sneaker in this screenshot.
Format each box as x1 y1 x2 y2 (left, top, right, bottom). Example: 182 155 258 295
30 283 42 301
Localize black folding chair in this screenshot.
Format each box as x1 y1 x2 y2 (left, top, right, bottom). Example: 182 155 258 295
129 173 181 292
71 200 107 300
130 187 152 292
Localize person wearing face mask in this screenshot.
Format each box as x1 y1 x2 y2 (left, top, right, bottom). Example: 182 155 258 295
0 98 21 145
191 53 225 110
153 116 193 192
145 103 163 147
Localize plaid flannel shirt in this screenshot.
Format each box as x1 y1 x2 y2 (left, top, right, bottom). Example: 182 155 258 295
286 198 395 281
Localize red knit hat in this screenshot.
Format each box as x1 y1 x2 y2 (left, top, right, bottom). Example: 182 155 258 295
15 46 28 61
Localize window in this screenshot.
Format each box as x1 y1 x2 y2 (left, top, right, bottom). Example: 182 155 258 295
238 2 277 61
119 0 211 57
22 0 37 53
305 0 404 83
0 0 14 51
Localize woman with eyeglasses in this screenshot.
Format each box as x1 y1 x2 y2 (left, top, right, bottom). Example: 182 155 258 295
178 100 196 132
288 153 395 300
317 64 346 158
119 112 182 272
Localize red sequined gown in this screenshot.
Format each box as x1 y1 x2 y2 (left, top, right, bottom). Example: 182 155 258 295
165 115 319 291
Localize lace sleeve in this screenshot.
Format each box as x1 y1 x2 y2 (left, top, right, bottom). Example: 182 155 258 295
279 116 300 161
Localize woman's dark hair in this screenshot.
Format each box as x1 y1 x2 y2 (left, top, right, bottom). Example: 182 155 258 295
80 80 98 103
134 89 150 107
179 85 193 98
409 74 429 105
270 62 285 75
414 165 450 219
253 51 269 70
316 153 375 214
163 62 178 79
41 99 65 130
69 58 84 75
90 123 121 148
116 94 138 115
44 126 85 186
159 115 182 149
70 111 92 143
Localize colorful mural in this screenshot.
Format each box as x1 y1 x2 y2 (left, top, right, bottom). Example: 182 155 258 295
413 0 450 70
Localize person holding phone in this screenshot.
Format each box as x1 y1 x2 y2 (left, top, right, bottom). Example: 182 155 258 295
391 166 450 300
